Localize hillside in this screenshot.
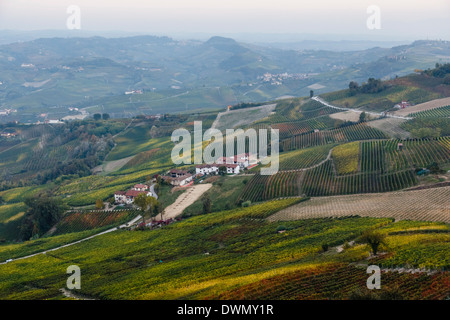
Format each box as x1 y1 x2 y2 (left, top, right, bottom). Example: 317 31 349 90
0 63 449 301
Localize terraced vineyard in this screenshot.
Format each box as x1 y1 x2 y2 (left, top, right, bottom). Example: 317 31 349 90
240 136 450 202
274 144 334 171
402 138 450 168
237 171 302 203
301 160 417 196
408 105 450 118
281 123 387 152
53 210 139 235
271 117 339 139
360 140 386 173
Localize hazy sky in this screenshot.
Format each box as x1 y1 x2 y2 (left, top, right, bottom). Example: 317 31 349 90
0 0 449 40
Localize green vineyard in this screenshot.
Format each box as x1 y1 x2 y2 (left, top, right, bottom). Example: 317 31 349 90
408 105 450 118
272 117 339 139
274 144 334 171
301 160 417 196
281 123 388 151
237 171 302 203
239 137 450 201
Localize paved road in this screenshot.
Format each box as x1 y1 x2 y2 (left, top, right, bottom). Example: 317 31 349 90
0 214 142 265
150 183 158 200
311 96 413 120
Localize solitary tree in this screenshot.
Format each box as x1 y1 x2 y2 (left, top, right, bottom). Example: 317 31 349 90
359 111 367 123
93 113 102 121
102 113 110 120
310 90 314 98
152 201 162 219
358 230 386 256
218 166 227 176
133 193 157 223
202 193 212 214
95 199 104 210
349 81 359 96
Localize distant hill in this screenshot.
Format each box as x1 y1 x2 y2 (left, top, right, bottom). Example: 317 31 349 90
0 36 449 122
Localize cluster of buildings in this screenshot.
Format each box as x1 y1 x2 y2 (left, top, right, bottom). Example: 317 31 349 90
125 90 143 95
257 72 312 85
160 169 193 187
0 109 17 116
394 101 411 109
114 184 153 205
0 131 18 138
118 153 258 195
195 153 257 176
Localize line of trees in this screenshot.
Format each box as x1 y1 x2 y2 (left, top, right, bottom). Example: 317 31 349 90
349 78 387 96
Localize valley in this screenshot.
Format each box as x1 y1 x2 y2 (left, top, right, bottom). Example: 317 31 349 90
0 41 449 302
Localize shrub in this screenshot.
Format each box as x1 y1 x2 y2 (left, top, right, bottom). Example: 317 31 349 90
241 200 251 207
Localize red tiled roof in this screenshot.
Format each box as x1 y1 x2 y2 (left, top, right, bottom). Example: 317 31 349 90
134 184 147 188
114 191 126 195
125 190 147 197
169 169 189 174
196 164 218 168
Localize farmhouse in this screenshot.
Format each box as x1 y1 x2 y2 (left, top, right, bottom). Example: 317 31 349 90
224 163 240 174
114 184 153 204
196 164 219 175
394 101 411 109
114 191 127 204
125 190 152 204
196 162 240 175
132 184 149 191
161 169 193 186
216 153 256 169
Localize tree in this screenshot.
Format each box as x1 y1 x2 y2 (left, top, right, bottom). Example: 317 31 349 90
95 199 105 209
107 197 115 206
358 230 386 256
349 81 359 96
218 166 227 176
241 200 251 207
93 113 102 121
359 111 367 123
427 162 442 174
443 74 450 85
20 196 66 240
310 90 314 98
102 113 110 120
133 193 157 223
152 201 162 218
202 193 212 214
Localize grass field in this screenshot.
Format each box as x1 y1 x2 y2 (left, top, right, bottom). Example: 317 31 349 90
332 142 359 175
183 175 249 216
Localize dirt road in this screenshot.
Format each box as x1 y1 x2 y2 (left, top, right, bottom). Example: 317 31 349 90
155 183 212 220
